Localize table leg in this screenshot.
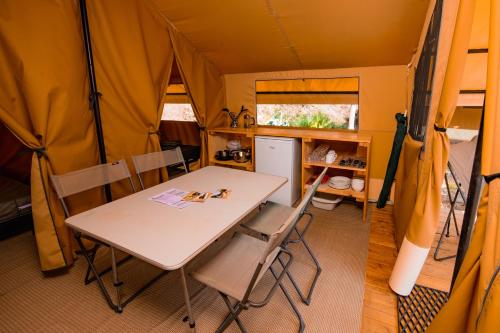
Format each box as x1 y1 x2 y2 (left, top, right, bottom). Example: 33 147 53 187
110 247 123 312
180 267 195 328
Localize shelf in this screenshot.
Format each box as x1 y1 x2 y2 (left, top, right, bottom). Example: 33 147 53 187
307 183 365 200
208 127 372 143
210 159 253 170
303 160 367 174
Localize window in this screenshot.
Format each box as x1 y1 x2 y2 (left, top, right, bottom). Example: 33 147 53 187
408 0 443 141
161 84 197 122
256 78 359 130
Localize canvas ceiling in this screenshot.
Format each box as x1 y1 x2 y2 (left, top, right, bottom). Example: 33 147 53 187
150 0 431 73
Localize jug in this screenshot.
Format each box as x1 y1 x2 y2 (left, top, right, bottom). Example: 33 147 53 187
243 114 256 128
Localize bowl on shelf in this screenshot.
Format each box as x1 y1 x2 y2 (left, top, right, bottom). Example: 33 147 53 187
351 178 365 192
215 150 233 161
232 150 249 163
242 147 252 160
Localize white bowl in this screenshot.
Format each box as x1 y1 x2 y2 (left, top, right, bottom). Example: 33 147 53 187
351 182 365 192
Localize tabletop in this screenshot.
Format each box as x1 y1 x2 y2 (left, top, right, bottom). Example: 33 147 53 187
66 166 287 270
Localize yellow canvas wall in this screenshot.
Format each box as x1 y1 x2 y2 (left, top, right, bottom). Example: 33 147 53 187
224 65 407 200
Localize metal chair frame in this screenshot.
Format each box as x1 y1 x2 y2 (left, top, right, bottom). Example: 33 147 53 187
132 147 187 190
434 162 466 261
248 167 327 305
191 189 311 331
213 249 304 333
50 160 167 313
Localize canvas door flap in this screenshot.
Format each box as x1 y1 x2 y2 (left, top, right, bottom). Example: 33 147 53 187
169 27 226 166
428 181 500 332
88 0 174 190
0 0 103 271
429 3 500 328
469 0 490 48
394 136 424 247
390 0 475 296
482 0 500 175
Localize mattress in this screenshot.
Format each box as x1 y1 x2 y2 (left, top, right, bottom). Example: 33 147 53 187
0 175 31 224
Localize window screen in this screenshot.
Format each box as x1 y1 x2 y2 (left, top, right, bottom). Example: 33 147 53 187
408 0 443 142
161 84 196 122
256 78 359 130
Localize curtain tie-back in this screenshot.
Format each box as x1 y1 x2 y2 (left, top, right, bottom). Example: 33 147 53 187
199 126 206 131
148 130 160 135
89 91 102 105
484 173 500 184
433 124 447 132
30 146 47 158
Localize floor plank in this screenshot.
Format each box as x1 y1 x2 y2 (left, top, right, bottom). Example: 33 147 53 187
360 204 460 332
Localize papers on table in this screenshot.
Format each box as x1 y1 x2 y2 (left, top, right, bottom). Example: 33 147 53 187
150 187 232 209
150 188 192 209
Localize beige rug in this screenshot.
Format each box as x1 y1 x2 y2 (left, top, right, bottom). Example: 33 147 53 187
0 203 370 333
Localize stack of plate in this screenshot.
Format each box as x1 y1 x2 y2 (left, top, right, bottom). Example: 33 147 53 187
328 176 351 190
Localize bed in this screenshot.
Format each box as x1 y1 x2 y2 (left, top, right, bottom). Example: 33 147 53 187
0 175 32 238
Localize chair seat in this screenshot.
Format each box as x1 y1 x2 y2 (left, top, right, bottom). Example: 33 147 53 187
191 233 280 301
243 202 295 236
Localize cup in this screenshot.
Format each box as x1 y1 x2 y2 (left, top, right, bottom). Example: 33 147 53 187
325 151 336 164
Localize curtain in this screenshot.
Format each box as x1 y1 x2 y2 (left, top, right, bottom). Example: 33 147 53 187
428 1 500 330
168 28 226 166
0 0 102 271
390 0 476 295
87 0 174 190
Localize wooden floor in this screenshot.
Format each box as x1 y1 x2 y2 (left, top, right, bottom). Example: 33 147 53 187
360 204 462 332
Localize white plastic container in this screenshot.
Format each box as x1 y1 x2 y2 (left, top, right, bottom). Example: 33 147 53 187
312 195 342 210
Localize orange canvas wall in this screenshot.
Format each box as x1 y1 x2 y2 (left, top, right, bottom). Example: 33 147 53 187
224 65 408 200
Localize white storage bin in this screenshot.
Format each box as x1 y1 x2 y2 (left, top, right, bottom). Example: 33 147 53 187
311 194 342 210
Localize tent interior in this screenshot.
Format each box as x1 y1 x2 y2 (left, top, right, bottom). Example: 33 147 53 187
0 0 498 332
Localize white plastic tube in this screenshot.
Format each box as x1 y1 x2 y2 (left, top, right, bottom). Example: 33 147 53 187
389 236 430 296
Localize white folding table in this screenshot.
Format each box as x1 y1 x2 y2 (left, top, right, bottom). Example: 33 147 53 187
66 166 286 328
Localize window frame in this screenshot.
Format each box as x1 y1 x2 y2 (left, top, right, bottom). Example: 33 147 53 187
254 77 360 132
408 0 444 142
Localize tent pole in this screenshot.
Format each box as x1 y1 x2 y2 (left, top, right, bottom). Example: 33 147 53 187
79 0 112 202
450 104 485 290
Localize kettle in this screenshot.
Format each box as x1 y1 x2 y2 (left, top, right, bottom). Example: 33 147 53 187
243 114 256 128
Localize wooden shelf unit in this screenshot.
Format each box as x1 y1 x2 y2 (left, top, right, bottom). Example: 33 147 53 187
207 129 254 171
207 127 371 222
302 136 371 222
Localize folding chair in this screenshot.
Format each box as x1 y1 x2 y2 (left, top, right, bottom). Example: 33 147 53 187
434 137 476 261
50 160 165 312
190 189 311 333
241 167 328 305
132 147 187 190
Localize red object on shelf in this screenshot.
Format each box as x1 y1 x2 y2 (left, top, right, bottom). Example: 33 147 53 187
307 174 330 185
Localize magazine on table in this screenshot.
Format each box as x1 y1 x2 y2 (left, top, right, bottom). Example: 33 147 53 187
150 188 192 209
182 191 211 202
150 188 231 209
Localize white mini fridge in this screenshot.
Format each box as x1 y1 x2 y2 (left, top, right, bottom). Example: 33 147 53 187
255 136 302 206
